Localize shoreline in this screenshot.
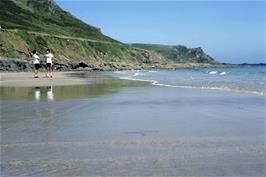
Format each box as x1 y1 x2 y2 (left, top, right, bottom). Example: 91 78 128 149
0 58 231 72
1 69 265 96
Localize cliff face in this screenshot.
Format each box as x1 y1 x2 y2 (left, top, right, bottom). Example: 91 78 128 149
131 44 217 63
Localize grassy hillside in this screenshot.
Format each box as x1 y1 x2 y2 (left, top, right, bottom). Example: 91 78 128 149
0 0 166 64
0 0 116 42
131 44 216 63
0 0 216 67
0 29 166 64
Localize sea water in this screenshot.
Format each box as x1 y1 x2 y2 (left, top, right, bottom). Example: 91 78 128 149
112 65 266 96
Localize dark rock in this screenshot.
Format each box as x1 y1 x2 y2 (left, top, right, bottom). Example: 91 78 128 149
70 62 89 69
77 62 89 68
0 58 33 71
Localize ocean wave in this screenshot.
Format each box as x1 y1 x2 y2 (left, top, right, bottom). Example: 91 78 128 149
119 77 265 96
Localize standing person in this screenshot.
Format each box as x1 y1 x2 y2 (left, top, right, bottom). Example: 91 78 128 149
32 50 40 78
45 49 54 78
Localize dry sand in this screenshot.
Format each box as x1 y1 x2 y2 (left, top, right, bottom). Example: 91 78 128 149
0 72 85 87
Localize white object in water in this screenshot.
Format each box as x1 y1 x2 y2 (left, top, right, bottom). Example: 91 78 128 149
219 72 226 75
209 71 218 75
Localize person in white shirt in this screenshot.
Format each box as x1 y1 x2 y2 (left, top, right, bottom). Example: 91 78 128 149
45 49 54 78
32 50 40 78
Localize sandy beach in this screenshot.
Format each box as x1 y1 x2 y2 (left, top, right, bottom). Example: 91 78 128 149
0 72 87 87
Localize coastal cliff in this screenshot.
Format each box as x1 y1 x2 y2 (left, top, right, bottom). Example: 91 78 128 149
0 0 218 71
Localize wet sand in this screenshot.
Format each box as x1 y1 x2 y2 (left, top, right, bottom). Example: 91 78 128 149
0 72 265 176
0 72 87 87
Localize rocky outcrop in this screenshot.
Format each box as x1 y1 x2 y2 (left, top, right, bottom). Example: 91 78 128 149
173 45 215 63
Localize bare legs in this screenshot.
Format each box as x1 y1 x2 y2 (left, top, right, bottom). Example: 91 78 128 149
34 65 39 78
34 69 38 77
47 66 53 78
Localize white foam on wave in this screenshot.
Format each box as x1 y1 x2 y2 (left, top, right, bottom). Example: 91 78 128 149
208 71 218 75
119 76 265 96
207 71 228 76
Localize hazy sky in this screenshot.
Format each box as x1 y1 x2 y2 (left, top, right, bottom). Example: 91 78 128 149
55 0 265 64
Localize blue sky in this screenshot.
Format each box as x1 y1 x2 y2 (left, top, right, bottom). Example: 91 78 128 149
55 0 265 64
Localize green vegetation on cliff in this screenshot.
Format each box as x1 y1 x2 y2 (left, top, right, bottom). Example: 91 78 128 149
0 0 115 42
0 29 166 64
0 0 216 66
0 0 166 64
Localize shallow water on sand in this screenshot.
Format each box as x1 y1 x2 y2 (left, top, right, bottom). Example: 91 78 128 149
0 72 265 176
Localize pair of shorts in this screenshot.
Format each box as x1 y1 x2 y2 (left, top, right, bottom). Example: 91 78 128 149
34 64 40 70
46 63 52 68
